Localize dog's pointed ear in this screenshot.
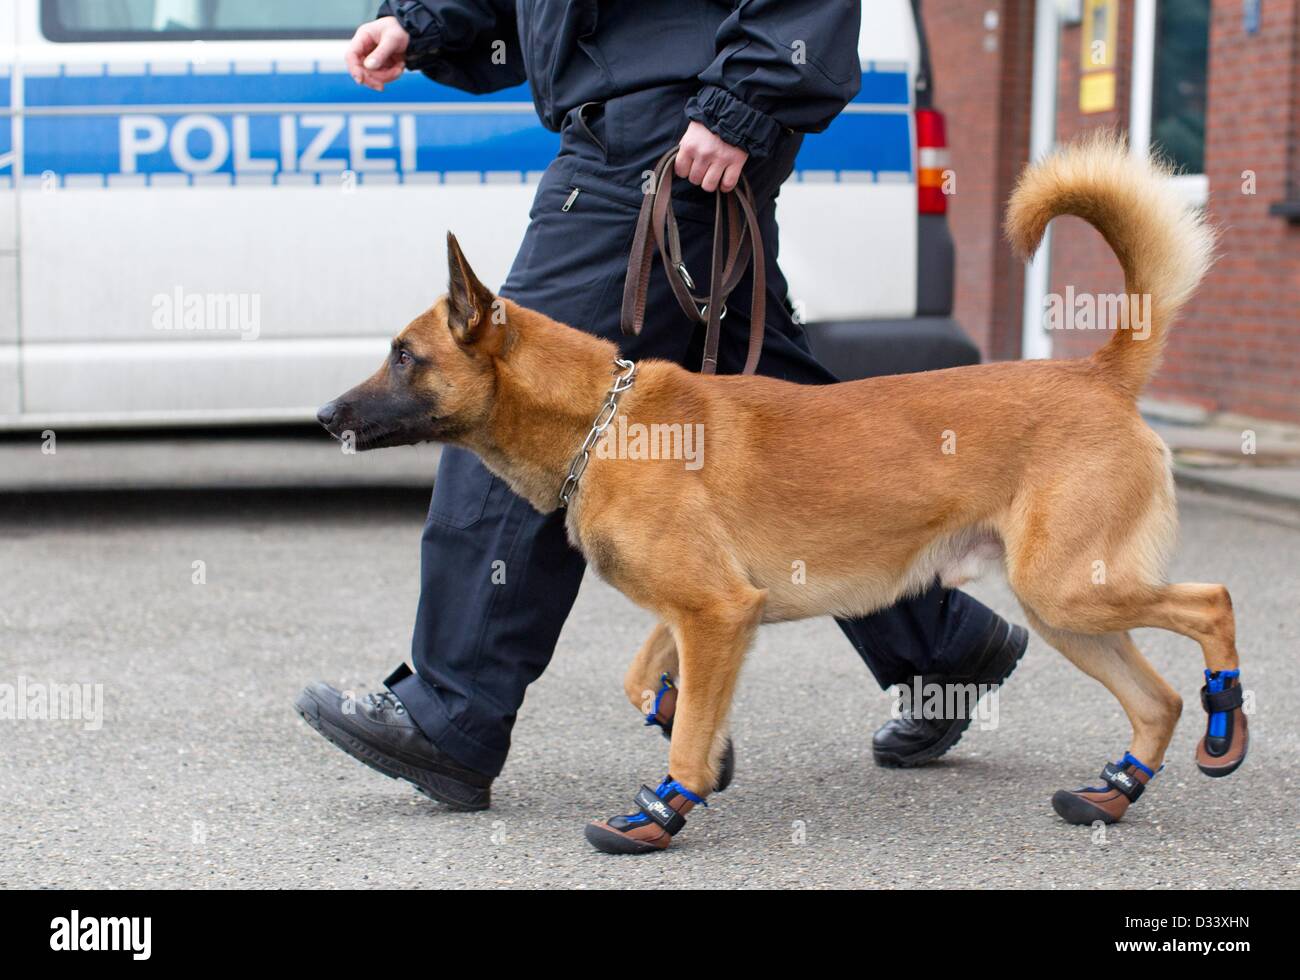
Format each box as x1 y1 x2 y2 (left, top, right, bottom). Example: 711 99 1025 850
446 232 499 346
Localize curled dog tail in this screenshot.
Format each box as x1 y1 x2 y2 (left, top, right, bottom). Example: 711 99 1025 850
1005 132 1217 397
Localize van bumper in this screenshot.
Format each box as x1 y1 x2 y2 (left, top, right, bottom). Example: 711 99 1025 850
802 316 980 381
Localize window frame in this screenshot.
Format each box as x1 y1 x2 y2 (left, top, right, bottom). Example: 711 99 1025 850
1133 0 1211 204
1129 0 1209 206
39 0 362 43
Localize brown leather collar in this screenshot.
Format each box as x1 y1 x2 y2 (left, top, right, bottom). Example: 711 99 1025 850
619 147 766 376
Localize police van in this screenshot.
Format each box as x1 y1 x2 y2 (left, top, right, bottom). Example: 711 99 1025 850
0 0 970 430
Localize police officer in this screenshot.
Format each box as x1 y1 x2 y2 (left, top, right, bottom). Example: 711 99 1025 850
296 1 1028 810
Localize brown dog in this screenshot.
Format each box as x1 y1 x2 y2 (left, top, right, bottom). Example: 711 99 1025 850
319 134 1245 853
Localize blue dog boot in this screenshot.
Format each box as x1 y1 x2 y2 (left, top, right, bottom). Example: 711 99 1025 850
1051 752 1159 825
584 777 707 854
1197 669 1248 777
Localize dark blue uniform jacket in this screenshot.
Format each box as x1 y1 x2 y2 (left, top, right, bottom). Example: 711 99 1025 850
377 0 862 206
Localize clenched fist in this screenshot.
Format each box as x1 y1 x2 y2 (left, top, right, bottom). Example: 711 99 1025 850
675 121 749 193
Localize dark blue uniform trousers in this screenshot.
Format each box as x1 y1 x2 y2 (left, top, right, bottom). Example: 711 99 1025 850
389 142 999 778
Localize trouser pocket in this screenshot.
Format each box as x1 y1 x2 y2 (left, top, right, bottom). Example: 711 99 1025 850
427 446 497 530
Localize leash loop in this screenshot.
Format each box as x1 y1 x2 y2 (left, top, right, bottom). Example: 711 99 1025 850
619 147 766 376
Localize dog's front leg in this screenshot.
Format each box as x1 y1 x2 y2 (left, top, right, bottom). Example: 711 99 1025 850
627 621 738 795
623 622 679 719
586 589 766 854
666 598 766 795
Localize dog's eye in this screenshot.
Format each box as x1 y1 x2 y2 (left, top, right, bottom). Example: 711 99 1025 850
395 350 412 367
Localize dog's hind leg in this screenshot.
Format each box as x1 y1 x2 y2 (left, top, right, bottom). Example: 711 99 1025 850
1004 471 1247 808
585 587 766 854
1008 553 1246 822
1019 608 1182 825
1141 582 1239 672
1015 570 1246 783
1121 583 1247 778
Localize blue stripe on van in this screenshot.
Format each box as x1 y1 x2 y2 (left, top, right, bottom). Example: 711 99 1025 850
18 65 912 182
24 110 911 181
25 112 562 177
854 68 910 106
795 112 912 176
0 67 10 170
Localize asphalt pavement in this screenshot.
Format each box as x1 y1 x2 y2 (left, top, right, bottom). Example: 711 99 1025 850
0 472 1296 889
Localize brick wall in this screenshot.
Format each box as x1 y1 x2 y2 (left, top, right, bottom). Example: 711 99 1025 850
1166 0 1300 422
940 0 1300 423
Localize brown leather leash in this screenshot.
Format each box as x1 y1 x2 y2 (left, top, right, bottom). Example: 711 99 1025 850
619 147 766 376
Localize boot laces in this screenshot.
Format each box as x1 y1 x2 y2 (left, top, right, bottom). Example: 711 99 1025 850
365 691 406 715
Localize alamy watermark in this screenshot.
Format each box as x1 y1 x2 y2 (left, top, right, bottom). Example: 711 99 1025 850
50 911 150 960
0 677 104 731
152 286 261 341
594 415 704 471
890 676 1000 731
1043 286 1152 341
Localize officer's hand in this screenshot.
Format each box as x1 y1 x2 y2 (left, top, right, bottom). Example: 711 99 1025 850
346 17 410 91
675 121 749 194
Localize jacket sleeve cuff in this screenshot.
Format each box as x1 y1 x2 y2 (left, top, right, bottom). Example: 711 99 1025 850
685 84 785 160
379 1 445 64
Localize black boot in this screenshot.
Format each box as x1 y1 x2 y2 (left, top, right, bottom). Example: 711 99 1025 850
872 617 1029 768
294 681 492 810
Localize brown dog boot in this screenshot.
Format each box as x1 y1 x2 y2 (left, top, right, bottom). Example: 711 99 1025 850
644 674 735 793
1198 669 1248 776
584 778 706 854
1052 753 1157 825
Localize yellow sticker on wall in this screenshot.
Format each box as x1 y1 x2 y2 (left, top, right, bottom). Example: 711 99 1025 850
1080 70 1117 114
1081 0 1118 71
1079 0 1118 113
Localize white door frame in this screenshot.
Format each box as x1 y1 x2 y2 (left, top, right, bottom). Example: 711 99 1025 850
1019 0 1061 362
1130 0 1158 155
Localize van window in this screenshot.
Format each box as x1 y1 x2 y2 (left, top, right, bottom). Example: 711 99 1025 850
42 0 374 41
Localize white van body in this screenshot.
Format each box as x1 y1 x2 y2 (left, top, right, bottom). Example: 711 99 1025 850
0 0 931 429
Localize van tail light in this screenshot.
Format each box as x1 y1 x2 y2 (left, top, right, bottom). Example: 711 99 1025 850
916 108 950 215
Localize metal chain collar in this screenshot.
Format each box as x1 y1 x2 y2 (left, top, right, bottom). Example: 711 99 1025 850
559 357 637 508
